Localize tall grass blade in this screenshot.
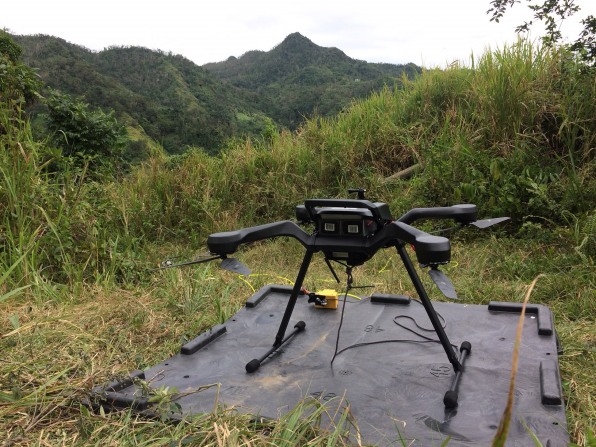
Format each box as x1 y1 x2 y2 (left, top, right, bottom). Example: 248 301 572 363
492 274 545 446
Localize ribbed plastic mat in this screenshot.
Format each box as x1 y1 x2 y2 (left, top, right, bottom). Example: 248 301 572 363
91 285 568 446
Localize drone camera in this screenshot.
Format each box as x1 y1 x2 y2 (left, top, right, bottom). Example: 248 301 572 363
296 199 393 240
317 208 378 237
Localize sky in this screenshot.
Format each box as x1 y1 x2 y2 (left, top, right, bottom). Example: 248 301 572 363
2 0 590 68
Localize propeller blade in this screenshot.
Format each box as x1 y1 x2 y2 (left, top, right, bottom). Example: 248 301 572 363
428 267 458 299
220 257 251 276
470 217 510 229
150 255 221 271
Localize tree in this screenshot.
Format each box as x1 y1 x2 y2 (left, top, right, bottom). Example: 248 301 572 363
0 32 41 118
44 89 126 176
488 0 596 64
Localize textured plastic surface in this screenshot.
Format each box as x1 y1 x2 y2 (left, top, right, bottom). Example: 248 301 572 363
92 285 568 446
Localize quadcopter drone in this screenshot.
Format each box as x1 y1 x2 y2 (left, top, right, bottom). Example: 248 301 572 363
154 189 509 408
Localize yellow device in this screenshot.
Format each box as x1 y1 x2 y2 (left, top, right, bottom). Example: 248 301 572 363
314 289 339 309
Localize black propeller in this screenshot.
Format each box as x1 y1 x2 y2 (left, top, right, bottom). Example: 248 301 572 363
422 215 509 299
220 257 251 275
429 216 511 237
150 255 251 276
428 266 458 300
468 216 510 229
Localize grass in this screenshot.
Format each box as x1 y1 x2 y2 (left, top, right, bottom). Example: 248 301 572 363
2 37 595 445
1 234 594 446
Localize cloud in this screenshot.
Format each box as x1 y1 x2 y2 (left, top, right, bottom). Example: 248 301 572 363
3 0 589 68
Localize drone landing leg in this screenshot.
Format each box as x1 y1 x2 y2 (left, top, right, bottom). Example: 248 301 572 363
444 341 471 408
245 250 314 373
396 244 470 407
274 249 314 347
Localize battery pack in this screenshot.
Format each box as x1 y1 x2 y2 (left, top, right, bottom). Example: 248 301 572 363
314 289 338 309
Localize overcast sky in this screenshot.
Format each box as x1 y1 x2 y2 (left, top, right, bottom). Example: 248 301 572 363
2 0 589 68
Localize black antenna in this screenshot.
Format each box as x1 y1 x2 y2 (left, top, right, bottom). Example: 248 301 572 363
348 188 367 199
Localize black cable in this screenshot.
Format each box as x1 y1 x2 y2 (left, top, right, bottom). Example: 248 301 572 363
392 298 449 339
330 297 457 363
393 315 457 347
329 267 353 366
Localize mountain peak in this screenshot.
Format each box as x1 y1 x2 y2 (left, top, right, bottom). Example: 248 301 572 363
281 32 312 44
269 32 347 68
274 32 318 54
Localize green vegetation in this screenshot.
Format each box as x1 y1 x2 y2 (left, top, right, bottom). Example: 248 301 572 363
44 88 127 176
203 32 421 130
488 0 595 65
1 32 595 446
12 32 419 156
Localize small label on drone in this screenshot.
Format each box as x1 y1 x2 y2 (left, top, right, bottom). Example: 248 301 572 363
331 252 349 259
347 224 360 234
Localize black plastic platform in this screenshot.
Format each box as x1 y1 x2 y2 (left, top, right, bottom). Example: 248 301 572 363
92 285 568 446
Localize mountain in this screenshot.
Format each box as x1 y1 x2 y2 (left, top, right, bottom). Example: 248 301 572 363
204 32 421 128
14 34 269 155
13 32 421 154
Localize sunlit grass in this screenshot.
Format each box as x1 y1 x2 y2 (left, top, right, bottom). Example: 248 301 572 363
2 234 594 445
2 37 595 445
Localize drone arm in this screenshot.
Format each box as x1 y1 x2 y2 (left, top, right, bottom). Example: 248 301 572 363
376 221 451 265
397 204 477 225
207 220 310 255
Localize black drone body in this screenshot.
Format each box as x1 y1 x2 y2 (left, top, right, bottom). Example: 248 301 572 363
207 199 478 267
201 191 508 408
97 190 569 444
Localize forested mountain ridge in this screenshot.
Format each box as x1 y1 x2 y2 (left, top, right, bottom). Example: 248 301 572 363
14 34 267 154
13 32 420 154
204 32 418 86
203 32 421 128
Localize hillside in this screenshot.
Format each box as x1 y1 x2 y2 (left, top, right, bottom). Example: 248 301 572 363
204 32 421 128
14 34 268 154
2 32 595 445
14 32 420 154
